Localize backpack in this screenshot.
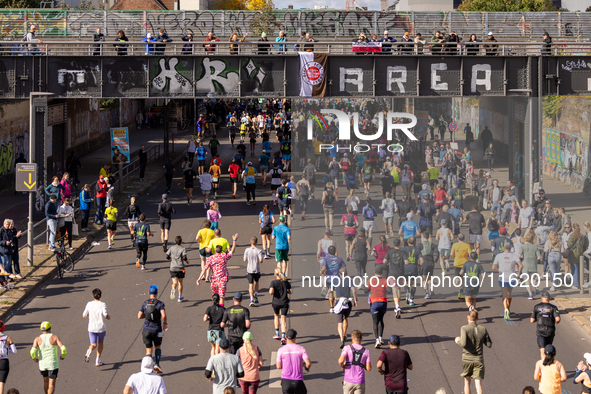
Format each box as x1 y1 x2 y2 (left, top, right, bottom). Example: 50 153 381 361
144 299 160 322
299 181 309 196
262 213 271 227
349 345 367 369
363 206 376 220
421 241 433 257
346 213 355 227
325 190 335 206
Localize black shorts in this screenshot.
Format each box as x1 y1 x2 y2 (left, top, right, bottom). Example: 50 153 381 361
271 184 280 191
260 226 272 235
419 225 433 234
250 138 256 144
231 177 238 183
537 335 554 349
336 305 352 323
171 270 185 279
435 204 444 211
159 219 171 230
281 378 307 394
419 264 434 276
199 247 211 258
247 272 261 284
198 160 206 167
464 288 480 298
0 359 9 383
142 330 163 348
273 304 289 316
40 368 59 380
429 179 438 187
105 220 117 231
185 183 194 189
344 234 356 242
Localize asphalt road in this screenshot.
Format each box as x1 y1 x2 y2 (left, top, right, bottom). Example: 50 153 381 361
3 129 588 394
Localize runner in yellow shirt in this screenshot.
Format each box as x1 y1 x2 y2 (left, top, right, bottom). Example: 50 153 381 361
450 233 471 300
196 220 215 281
104 200 118 249
426 164 440 191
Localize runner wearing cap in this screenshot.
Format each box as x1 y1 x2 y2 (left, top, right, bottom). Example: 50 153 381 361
138 285 167 374
276 329 311 394
31 321 67 394
0 320 16 394
123 356 167 394
237 332 264 393
376 335 413 393
205 338 244 394
221 292 251 355
82 288 110 366
530 291 560 360
398 212 420 246
272 216 291 279
157 194 176 253
574 353 591 392
243 162 258 206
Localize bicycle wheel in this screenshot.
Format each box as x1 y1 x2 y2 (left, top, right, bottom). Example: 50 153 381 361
63 254 75 273
56 256 64 279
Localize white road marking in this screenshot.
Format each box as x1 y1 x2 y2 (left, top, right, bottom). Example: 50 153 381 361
268 351 281 388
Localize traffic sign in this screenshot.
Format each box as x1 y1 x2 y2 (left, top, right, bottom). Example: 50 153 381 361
449 122 458 132
15 163 37 192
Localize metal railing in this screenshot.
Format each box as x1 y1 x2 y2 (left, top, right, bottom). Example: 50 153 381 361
6 40 591 57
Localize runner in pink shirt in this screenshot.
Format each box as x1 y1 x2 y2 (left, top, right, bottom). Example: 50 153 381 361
338 330 372 393
276 329 311 394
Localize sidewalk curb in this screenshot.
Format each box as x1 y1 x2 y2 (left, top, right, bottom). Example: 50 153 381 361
0 148 188 322
554 298 591 337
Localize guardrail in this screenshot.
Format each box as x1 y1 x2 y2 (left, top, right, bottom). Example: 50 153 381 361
5 40 591 57
17 143 163 252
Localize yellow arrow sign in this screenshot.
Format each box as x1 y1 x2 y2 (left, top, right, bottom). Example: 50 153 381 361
24 173 36 190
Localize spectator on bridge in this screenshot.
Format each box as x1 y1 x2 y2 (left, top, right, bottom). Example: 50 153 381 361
141 33 156 55
542 32 552 56
446 31 459 55
93 27 104 56
353 33 368 55
466 34 481 56
378 30 396 54
24 25 42 55
204 31 219 53
294 31 306 51
257 33 271 55
370 33 379 43
303 32 316 52
114 30 128 56
45 176 65 201
181 32 194 55
431 31 445 55
484 32 498 56
400 32 413 54
414 33 425 54
229 32 248 55
275 30 288 53
155 28 172 56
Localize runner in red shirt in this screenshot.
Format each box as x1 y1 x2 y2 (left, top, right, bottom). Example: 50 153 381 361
228 159 241 199
432 183 447 214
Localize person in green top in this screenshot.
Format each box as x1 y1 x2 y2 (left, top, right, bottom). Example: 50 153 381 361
31 321 67 394
426 163 440 191
520 232 542 300
454 310 492 394
104 200 118 249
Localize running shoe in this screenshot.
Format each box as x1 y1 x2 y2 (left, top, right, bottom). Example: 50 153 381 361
281 337 286 345
189 198 192 206
375 339 381 349
395 307 401 319
111 236 115 244
405 293 410 304
263 254 269 260
252 200 256 205
340 340 345 349
153 365 163 374
503 309 510 320
346 256 350 261
233 194 236 199
84 349 91 363
136 260 140 268
273 334 281 340
550 286 556 291
246 201 251 205
528 295 534 300
409 299 414 306
162 244 167 253
108 245 111 249
141 265 146 271
178 295 184 302
249 300 255 307
170 288 176 300
457 292 464 300
95 361 104 367
329 308 334 313
254 296 259 304
424 293 430 299
468 305 474 311
204 203 207 209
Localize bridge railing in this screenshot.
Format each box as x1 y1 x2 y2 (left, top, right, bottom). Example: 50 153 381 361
6 40 591 57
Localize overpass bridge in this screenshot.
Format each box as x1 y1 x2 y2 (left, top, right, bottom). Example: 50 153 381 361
1 41 591 99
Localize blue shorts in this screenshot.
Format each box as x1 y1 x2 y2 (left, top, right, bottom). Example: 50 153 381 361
89 331 106 345
210 222 219 231
488 231 499 240
370 302 387 315
283 155 291 160
498 281 513 288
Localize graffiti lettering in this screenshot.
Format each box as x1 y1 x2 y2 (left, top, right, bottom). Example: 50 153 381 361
561 59 589 72
152 58 192 94
195 57 238 95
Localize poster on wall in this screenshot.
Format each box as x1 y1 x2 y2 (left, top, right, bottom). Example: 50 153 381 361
544 128 588 178
110 128 130 164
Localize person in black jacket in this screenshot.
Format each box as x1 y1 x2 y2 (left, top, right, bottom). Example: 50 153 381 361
93 27 104 56
466 34 481 56
446 31 459 55
542 32 552 56
479 126 492 155
114 30 128 56
181 33 194 55
257 32 270 55
124 197 142 246
155 28 172 56
139 145 148 181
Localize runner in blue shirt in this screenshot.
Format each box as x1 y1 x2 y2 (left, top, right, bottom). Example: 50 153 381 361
320 245 347 313
196 142 208 175
398 212 420 246
272 216 291 279
259 150 270 186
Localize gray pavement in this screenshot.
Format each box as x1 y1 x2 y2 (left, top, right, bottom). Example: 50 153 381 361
1 128 589 394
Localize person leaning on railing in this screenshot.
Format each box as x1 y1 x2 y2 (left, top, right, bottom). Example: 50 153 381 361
542 32 552 56
258 33 271 55
414 33 425 55
229 32 248 55
113 30 129 56
204 31 219 53
155 28 172 56
275 30 288 54
484 32 497 56
181 32 194 55
302 32 316 52
431 31 445 55
378 30 396 55
353 33 368 56
93 27 104 56
466 34 481 56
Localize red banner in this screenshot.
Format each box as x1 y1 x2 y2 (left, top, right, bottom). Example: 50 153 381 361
352 42 382 53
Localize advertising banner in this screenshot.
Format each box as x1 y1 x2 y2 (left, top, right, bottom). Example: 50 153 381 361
111 127 130 164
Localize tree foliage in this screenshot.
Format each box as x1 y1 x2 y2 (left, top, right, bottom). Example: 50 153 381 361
458 0 557 12
249 9 279 35
245 0 274 11
60 0 95 9
0 0 39 8
543 96 563 121
209 0 246 10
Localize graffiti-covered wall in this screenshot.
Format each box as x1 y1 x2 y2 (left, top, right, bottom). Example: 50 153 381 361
0 101 29 179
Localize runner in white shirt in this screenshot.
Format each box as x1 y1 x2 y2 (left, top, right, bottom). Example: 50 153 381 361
518 199 535 230
380 192 397 238
200 172 213 209
492 243 523 321
124 356 167 394
345 190 361 215
82 288 111 366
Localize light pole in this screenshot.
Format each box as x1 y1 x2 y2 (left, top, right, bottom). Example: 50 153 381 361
28 92 53 267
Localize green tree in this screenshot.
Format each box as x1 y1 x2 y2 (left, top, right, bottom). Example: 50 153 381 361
249 10 280 36
458 0 557 11
0 0 39 8
209 0 246 10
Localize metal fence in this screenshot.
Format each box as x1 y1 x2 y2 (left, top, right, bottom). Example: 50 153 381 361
7 40 591 56
2 10 591 41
